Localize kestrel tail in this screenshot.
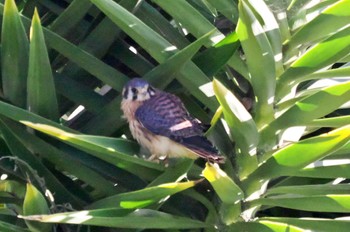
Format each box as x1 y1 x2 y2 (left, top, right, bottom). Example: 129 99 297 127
121 78 225 163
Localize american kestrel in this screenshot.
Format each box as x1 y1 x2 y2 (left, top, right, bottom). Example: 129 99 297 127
121 78 224 163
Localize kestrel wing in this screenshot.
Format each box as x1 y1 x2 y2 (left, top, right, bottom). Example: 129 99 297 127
135 92 224 163
135 92 200 137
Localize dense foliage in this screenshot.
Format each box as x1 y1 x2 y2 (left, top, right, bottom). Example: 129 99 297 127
0 0 349 231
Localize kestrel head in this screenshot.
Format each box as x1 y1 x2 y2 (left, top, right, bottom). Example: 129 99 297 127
122 78 156 102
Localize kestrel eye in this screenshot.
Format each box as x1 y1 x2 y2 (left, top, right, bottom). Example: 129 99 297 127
131 87 138 101
131 87 138 94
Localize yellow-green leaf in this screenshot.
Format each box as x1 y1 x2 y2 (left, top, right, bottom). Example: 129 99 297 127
202 163 243 204
213 79 258 178
263 81 350 143
21 208 207 229
23 183 51 232
20 121 163 180
287 0 350 49
264 217 350 231
252 194 350 213
236 0 276 127
278 27 350 97
203 162 244 225
88 180 197 209
250 125 350 181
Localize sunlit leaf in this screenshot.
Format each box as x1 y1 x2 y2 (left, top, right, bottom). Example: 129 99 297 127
88 180 198 209
21 209 208 229
0 117 84 208
23 183 52 232
278 27 350 97
287 0 350 49
264 81 350 139
6 122 119 197
213 79 258 177
264 217 350 231
266 184 350 196
252 194 350 213
293 160 350 179
308 115 350 127
0 99 74 132
21 121 164 180
229 220 304 232
299 66 350 83
249 125 350 183
236 0 276 127
148 159 194 187
202 162 243 204
246 0 283 75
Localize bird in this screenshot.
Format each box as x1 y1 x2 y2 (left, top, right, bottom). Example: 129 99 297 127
121 78 224 163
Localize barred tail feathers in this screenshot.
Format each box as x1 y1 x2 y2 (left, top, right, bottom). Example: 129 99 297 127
180 136 225 163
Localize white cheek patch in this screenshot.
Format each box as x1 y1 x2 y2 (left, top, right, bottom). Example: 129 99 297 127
137 86 152 101
149 90 156 96
137 93 150 101
128 90 135 100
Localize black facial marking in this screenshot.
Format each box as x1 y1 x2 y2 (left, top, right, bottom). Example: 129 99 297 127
123 88 129 99
147 86 155 96
131 87 138 101
131 87 138 94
